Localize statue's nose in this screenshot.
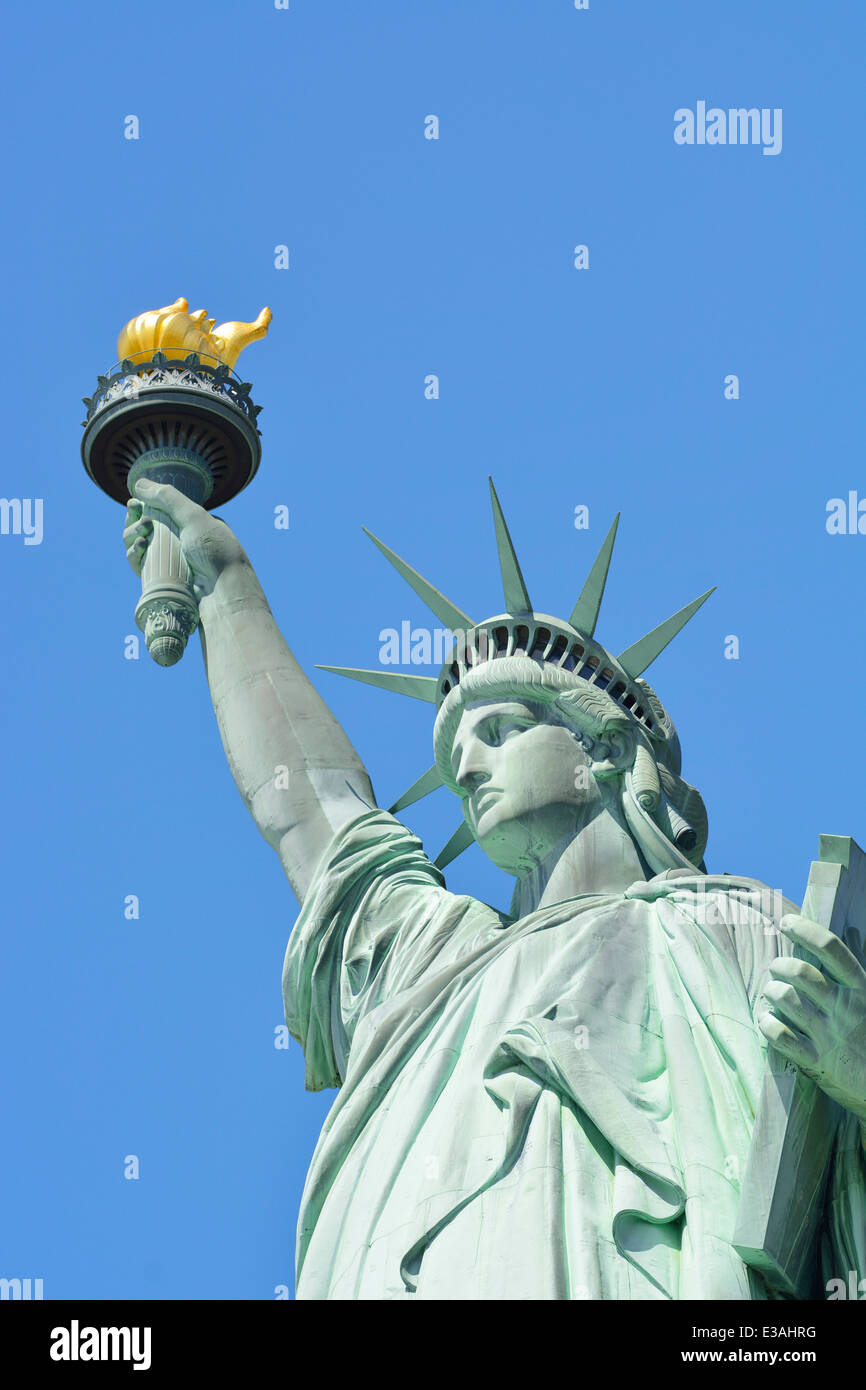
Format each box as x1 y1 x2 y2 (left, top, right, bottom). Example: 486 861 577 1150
455 746 491 793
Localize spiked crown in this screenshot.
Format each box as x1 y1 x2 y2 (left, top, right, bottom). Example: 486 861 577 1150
319 480 714 869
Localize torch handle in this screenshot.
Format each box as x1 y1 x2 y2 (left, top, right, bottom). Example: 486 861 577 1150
135 505 199 667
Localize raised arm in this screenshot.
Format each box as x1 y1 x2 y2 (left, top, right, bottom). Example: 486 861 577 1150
124 479 376 903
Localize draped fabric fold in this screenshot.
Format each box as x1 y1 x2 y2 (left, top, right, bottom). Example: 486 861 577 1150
282 810 865 1300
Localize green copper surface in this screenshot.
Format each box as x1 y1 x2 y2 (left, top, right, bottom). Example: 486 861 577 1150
568 513 619 636
119 476 866 1302
488 476 532 613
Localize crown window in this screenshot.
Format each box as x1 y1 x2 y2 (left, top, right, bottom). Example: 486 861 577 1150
548 635 568 664
530 628 551 660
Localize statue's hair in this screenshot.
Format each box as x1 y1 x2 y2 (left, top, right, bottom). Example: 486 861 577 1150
432 656 708 871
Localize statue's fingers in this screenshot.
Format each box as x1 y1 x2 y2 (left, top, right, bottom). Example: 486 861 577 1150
124 521 152 564
757 1009 819 1068
122 517 152 548
133 478 200 527
125 538 147 574
780 914 864 987
762 978 827 1037
125 498 143 527
768 955 833 1007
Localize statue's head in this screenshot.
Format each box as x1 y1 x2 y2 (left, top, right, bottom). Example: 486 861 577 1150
320 479 712 879
444 694 621 874
433 656 707 879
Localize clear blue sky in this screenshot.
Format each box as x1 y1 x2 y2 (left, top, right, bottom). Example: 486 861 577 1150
1 0 863 1298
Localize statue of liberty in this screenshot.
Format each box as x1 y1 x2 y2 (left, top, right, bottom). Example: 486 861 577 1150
124 477 866 1301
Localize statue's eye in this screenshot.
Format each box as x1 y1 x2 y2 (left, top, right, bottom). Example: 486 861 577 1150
492 718 527 743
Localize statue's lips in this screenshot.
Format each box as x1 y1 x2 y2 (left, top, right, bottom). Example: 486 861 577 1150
471 787 502 816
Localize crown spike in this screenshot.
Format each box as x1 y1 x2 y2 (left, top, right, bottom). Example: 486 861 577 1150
568 514 620 636
315 666 438 702
617 587 716 679
433 821 476 869
362 529 475 632
388 764 444 813
488 477 532 613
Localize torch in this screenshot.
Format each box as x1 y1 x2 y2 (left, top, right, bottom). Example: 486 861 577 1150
81 297 271 666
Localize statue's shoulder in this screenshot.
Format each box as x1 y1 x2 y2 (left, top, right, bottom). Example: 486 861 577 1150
625 869 799 922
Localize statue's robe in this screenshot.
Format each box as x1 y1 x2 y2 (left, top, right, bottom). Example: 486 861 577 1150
282 809 866 1300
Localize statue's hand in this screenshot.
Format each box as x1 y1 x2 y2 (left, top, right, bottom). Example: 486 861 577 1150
759 913 866 1121
123 480 248 600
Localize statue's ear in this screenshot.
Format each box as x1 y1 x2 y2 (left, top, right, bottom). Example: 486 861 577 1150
588 722 636 780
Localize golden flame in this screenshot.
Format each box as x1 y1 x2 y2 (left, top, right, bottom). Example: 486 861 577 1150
117 296 272 371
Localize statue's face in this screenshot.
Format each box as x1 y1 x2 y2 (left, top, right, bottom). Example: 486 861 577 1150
450 698 602 872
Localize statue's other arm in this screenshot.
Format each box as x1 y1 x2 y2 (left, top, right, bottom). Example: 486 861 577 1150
124 481 376 903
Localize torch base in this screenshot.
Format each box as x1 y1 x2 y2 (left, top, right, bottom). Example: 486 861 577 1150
135 587 199 667
81 355 262 510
